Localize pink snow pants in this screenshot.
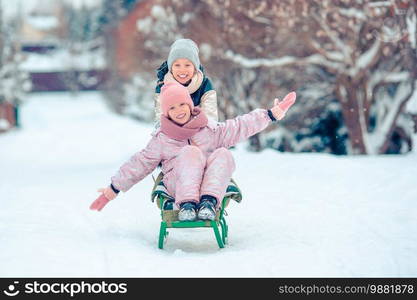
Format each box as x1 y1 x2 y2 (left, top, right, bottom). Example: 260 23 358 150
164 145 235 209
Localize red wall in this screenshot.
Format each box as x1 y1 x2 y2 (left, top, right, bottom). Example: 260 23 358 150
113 0 155 79
0 102 16 132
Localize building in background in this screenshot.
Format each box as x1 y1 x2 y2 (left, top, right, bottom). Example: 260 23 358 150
17 0 107 92
19 1 63 53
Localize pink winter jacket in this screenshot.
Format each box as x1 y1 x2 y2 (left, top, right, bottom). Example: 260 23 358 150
111 109 272 192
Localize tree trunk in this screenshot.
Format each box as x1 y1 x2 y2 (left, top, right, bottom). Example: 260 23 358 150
378 81 415 154
336 76 367 154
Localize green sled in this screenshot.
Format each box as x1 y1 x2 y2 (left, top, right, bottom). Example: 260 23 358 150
150 172 242 249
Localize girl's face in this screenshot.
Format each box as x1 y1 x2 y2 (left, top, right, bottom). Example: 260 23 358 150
167 102 191 125
171 58 195 85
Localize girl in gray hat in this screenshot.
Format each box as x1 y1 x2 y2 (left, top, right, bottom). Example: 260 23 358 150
154 39 218 127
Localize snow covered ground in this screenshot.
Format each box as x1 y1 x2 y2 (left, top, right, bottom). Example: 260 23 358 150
1 92 416 277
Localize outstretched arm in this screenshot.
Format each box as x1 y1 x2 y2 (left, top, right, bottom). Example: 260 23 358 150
214 92 296 149
90 135 162 211
110 136 162 193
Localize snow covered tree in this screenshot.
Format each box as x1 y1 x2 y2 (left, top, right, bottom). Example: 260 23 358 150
0 4 30 130
108 0 416 154
52 2 107 94
66 3 101 43
205 0 417 154
130 0 345 151
98 0 151 116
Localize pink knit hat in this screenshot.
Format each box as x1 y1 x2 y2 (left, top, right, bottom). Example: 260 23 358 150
160 82 194 116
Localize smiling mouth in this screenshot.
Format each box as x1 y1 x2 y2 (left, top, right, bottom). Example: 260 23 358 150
176 113 186 119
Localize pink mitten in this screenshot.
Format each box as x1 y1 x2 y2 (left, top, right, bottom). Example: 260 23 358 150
271 92 296 120
90 187 117 211
90 194 110 211
276 91 296 112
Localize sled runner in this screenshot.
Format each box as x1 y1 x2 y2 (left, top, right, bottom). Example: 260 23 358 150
151 172 242 249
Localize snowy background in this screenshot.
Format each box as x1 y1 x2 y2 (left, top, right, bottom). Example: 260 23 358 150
0 0 416 278
1 91 416 277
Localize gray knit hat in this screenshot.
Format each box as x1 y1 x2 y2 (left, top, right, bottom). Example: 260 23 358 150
167 39 200 71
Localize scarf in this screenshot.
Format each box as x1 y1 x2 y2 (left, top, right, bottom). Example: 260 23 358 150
163 70 204 94
160 107 208 141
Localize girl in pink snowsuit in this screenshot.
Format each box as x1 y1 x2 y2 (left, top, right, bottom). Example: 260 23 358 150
90 82 296 221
